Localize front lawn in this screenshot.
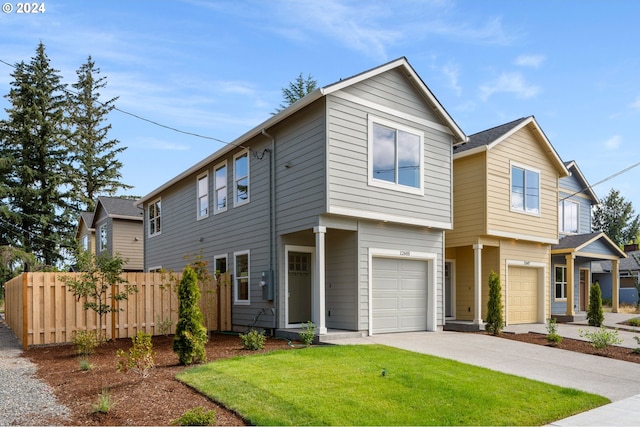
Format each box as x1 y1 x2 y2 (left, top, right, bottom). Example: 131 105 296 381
177 344 607 426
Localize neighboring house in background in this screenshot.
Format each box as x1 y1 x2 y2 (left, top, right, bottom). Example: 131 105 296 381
593 245 638 306
550 161 626 320
137 57 467 337
90 196 144 271
75 211 95 254
445 117 569 329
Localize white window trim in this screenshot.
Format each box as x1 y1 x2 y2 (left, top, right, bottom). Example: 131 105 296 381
510 161 541 217
196 172 209 220
233 150 250 207
554 264 568 301
99 224 107 252
214 253 228 274
559 199 579 234
148 266 162 273
234 250 250 305
213 160 228 214
148 198 162 238
367 115 424 196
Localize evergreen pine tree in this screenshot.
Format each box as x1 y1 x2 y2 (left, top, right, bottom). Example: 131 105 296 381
67 56 131 212
0 42 72 267
485 270 504 335
173 266 208 365
273 72 317 114
587 281 604 327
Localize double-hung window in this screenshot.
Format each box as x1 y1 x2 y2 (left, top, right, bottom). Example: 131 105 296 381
197 173 209 219
368 116 423 195
511 164 540 214
234 151 249 206
214 161 227 213
234 251 250 305
148 198 161 237
559 199 579 234
554 266 567 300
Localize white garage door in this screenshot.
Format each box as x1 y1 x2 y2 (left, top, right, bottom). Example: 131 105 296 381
372 257 428 334
508 266 538 324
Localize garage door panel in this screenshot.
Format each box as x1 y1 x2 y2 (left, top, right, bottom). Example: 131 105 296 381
508 266 538 324
373 258 428 334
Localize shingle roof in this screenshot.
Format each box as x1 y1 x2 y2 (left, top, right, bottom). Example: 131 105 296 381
80 211 95 229
454 117 529 154
594 250 640 272
552 232 602 251
97 196 143 220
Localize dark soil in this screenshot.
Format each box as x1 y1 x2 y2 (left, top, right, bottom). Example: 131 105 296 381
25 333 295 426
24 330 640 425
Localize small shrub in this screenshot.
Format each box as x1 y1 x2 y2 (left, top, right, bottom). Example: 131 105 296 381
579 327 623 353
299 321 316 345
172 406 216 426
628 318 640 327
587 282 604 327
116 331 155 379
240 329 266 350
173 267 208 365
156 315 173 336
72 330 100 356
545 318 562 345
79 357 93 371
92 388 114 414
485 271 504 335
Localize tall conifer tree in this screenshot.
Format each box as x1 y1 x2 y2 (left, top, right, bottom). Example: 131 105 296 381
0 42 72 267
67 56 130 212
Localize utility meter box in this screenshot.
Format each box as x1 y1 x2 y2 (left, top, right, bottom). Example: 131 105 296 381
260 270 273 301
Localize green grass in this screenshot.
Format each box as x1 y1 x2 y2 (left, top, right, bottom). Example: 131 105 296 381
177 345 608 426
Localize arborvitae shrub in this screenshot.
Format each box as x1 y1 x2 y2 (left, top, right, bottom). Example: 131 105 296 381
485 270 504 335
587 281 604 327
173 266 208 365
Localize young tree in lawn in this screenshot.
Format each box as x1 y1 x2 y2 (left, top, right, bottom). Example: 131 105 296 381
273 72 317 114
485 270 504 335
0 42 74 267
592 188 640 247
67 56 131 212
173 266 208 365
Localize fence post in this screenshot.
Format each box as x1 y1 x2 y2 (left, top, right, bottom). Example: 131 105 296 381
21 273 28 350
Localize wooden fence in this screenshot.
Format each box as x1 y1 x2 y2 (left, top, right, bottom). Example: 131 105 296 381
4 272 231 349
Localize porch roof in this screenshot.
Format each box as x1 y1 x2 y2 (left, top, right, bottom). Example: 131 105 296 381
551 232 627 261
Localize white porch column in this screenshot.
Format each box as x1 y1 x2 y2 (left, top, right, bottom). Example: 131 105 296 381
473 244 483 325
612 259 620 313
313 226 327 334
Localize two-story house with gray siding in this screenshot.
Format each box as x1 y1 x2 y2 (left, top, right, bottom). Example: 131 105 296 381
137 57 467 338
550 161 626 320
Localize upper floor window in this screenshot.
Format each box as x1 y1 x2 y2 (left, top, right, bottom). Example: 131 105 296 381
554 265 567 300
197 173 209 219
99 225 107 251
81 234 89 251
148 198 161 237
234 250 250 305
214 161 227 213
559 199 579 234
511 165 540 214
234 151 250 206
368 116 423 195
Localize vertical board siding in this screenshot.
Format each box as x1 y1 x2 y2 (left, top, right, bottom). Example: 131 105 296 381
3 272 232 348
486 125 560 241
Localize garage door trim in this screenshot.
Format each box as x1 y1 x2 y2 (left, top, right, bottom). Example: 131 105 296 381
368 248 438 336
505 259 546 325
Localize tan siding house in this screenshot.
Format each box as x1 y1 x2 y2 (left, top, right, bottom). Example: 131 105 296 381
446 116 569 327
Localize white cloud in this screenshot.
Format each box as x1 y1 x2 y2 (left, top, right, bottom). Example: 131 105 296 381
515 54 545 68
603 135 621 150
442 63 462 96
479 72 540 101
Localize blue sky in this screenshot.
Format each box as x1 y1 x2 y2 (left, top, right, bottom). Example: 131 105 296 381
2 0 640 212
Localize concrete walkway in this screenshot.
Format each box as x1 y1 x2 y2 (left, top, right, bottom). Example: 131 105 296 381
324 312 640 426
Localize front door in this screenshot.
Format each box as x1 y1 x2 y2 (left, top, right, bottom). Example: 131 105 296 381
445 261 454 318
288 251 312 324
579 269 589 312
